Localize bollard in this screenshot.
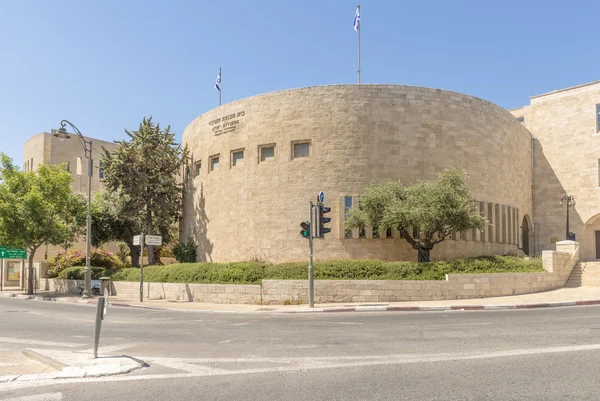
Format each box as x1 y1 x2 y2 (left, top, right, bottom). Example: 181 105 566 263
93 296 105 358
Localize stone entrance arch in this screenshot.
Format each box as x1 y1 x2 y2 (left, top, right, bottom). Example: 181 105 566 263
521 215 531 255
581 213 600 261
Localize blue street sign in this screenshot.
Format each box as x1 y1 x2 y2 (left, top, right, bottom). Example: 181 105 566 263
318 191 324 203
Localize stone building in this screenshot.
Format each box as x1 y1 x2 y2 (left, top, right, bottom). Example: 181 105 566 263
22 132 117 261
181 84 534 263
510 80 600 261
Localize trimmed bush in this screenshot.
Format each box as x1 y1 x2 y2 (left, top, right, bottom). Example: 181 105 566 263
172 240 197 263
56 266 116 280
48 248 125 278
76 256 544 285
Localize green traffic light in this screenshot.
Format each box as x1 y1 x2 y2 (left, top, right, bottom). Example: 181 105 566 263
300 221 310 239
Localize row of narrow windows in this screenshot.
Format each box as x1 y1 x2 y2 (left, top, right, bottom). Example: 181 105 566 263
192 141 310 177
343 196 520 245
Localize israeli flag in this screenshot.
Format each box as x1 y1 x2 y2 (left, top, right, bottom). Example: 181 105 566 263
353 6 360 31
214 70 221 92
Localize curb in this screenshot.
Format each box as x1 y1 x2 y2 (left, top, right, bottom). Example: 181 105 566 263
3 291 600 314
22 349 67 370
282 300 600 313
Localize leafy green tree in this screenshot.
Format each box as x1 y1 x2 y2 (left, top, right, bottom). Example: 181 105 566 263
0 154 86 294
101 117 187 265
91 190 145 267
345 168 484 263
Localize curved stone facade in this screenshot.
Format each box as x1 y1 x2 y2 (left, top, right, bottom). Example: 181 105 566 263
181 84 532 263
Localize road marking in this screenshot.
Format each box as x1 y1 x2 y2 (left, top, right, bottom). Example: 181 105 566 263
554 315 600 320
5 343 600 391
1 392 62 400
401 322 492 328
79 343 138 354
0 337 82 348
232 322 250 326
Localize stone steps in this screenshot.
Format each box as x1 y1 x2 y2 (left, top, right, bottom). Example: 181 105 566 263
565 262 600 287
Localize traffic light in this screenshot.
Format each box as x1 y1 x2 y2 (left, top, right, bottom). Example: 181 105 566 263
316 204 331 237
300 221 311 239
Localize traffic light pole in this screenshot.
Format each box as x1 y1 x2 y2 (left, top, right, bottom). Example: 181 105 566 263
308 201 314 308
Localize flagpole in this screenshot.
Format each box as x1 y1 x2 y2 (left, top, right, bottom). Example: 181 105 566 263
219 67 222 106
357 5 360 84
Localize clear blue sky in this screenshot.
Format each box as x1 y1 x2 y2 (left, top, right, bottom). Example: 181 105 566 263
1 0 599 168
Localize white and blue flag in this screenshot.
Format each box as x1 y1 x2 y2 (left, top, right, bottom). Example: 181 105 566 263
214 70 221 92
353 6 360 31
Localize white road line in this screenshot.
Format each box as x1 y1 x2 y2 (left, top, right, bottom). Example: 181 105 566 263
79 343 139 354
1 392 62 401
554 315 600 320
0 338 82 348
5 343 600 391
401 322 492 328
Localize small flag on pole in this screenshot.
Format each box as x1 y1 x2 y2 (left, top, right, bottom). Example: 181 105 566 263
214 69 222 92
353 6 360 31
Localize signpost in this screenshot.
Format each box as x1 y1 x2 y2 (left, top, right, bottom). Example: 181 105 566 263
0 247 27 259
93 287 110 358
136 234 162 303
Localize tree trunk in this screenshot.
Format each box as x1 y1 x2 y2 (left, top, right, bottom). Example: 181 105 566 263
128 242 140 268
146 209 155 266
26 247 38 295
153 246 162 266
417 247 431 263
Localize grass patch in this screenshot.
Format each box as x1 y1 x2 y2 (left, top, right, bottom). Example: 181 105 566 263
59 256 544 284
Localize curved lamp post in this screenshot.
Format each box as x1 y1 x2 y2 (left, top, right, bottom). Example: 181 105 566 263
52 120 93 298
560 195 576 241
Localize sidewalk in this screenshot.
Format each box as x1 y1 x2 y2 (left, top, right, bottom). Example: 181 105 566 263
3 287 600 313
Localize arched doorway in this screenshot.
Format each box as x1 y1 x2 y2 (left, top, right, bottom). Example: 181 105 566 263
521 217 530 255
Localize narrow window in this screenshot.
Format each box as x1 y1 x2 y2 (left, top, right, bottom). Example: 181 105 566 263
488 203 493 241
479 202 485 241
99 161 104 179
292 141 310 159
66 161 70 172
359 227 366 239
597 159 600 186
259 144 275 162
372 227 380 239
386 228 393 239
597 104 600 132
210 155 219 172
232 149 244 167
30 158 33 171
76 157 82 175
344 196 353 238
194 160 201 177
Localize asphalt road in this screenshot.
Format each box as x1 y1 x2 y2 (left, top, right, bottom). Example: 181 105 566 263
2 297 600 400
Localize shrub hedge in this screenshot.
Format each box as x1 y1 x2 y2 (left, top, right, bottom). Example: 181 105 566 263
48 248 126 278
58 256 543 284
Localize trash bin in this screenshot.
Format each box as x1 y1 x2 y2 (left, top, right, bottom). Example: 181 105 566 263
99 277 112 296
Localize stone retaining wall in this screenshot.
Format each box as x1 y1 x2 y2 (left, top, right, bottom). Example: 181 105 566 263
42 241 579 305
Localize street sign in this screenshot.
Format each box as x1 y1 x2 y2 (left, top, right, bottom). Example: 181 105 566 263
145 235 162 246
133 235 141 246
318 191 324 203
0 247 27 259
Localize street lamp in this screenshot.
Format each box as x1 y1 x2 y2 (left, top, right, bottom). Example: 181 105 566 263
560 195 576 241
52 120 93 298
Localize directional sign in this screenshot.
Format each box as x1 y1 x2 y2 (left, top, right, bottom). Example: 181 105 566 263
318 191 324 203
0 247 27 259
133 235 141 246
145 235 162 246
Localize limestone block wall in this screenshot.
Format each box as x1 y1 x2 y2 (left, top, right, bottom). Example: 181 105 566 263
512 81 600 258
43 241 578 304
181 84 533 263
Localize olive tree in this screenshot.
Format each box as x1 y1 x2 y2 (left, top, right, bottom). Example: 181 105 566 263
345 168 484 263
